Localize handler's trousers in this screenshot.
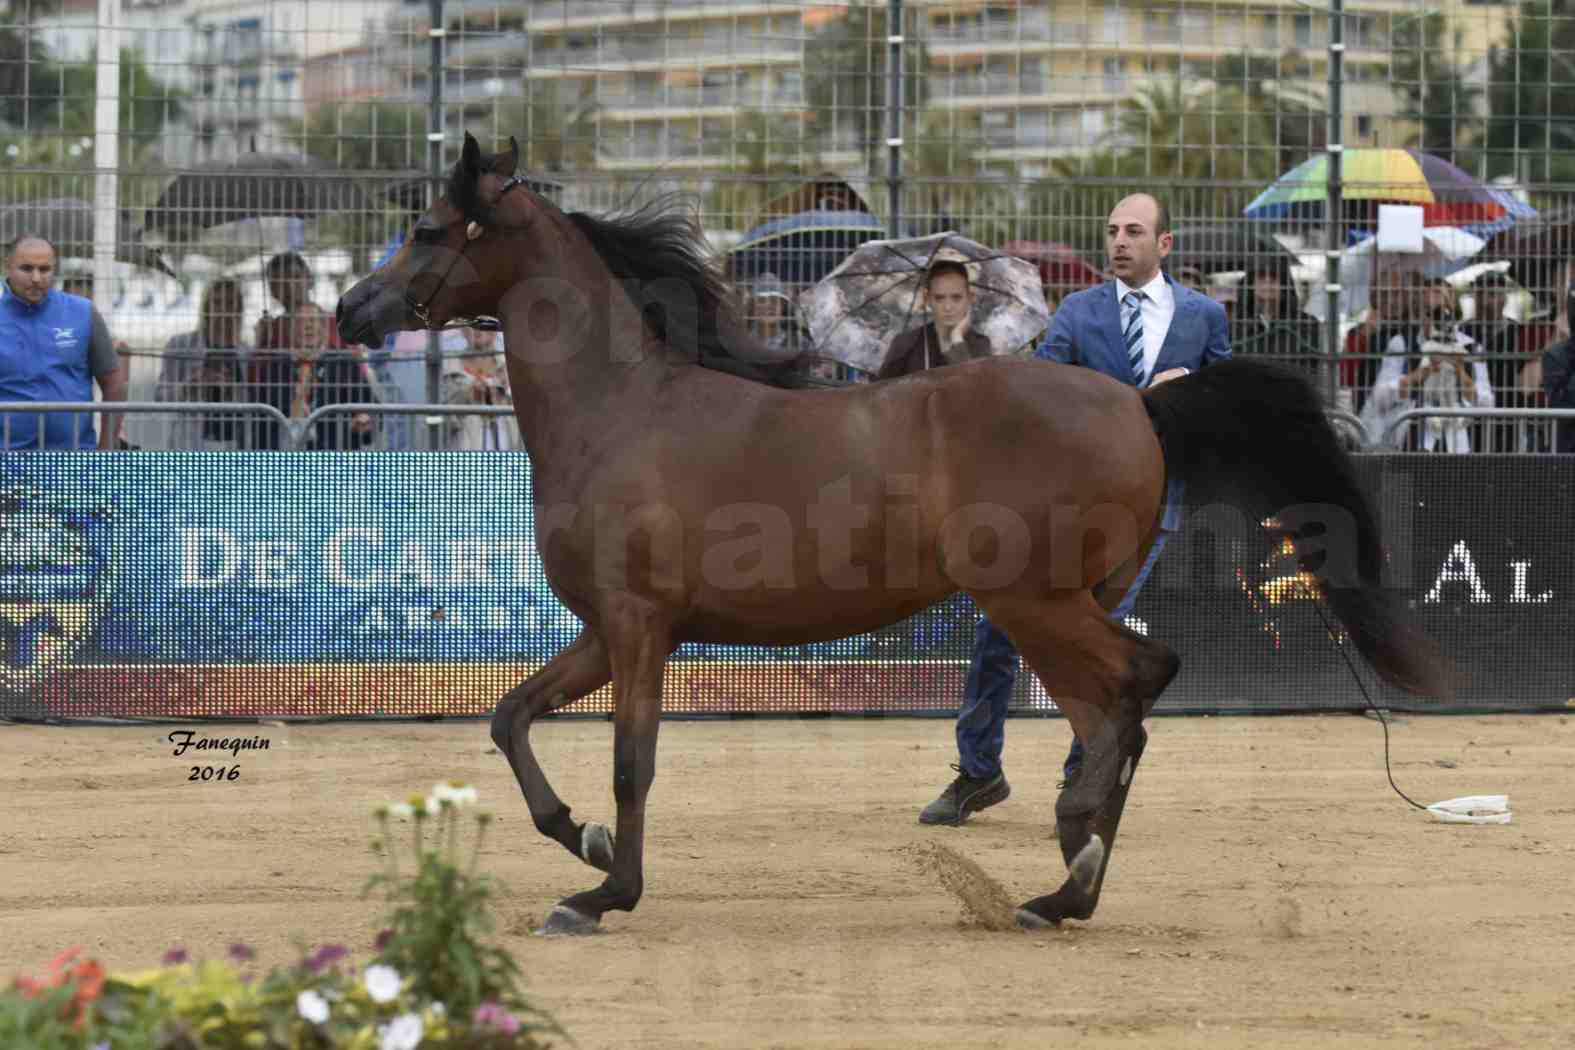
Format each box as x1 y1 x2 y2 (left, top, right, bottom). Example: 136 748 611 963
956 479 1185 781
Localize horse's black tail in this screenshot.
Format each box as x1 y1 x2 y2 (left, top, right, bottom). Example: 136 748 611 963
1142 358 1452 700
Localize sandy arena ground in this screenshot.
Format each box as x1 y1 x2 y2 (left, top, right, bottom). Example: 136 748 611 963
2 714 1573 1049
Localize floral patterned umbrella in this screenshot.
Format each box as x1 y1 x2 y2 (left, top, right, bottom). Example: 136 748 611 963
798 232 1050 376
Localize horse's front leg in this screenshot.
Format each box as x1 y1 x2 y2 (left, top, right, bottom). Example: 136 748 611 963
490 628 614 869
538 598 670 936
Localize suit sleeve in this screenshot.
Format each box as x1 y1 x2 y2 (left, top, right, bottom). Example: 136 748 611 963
1034 306 1077 364
1200 300 1231 367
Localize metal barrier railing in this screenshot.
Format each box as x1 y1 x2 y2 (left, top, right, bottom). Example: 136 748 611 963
1382 407 1575 448
1325 407 1363 445
5 401 1568 454
0 401 520 452
0 401 292 451
302 402 518 452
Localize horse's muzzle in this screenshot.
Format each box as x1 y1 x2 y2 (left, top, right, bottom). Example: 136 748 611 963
336 280 411 350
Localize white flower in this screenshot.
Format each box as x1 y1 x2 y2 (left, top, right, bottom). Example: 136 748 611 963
431 781 479 808
429 1001 446 1018
296 989 330 1024
388 802 414 821
363 964 402 1004
379 1012 424 1050
424 795 442 815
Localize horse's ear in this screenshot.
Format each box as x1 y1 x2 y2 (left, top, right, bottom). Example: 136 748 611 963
486 137 519 177
461 132 481 176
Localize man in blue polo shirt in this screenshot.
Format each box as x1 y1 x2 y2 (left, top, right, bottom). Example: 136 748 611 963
0 234 127 450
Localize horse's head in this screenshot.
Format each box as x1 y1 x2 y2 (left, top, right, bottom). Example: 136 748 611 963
336 132 544 349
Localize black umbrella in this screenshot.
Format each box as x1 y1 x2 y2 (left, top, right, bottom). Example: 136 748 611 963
0 198 173 276
1484 209 1574 301
143 153 375 238
1165 222 1298 278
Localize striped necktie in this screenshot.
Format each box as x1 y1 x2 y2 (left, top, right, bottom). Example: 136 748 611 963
1122 289 1147 386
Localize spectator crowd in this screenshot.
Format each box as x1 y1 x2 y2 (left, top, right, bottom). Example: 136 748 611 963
1 222 1571 455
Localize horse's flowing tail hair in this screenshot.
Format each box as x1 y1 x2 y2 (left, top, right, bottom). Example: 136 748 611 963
1142 359 1452 700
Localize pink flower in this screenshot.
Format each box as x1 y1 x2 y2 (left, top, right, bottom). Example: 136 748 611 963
227 943 255 962
374 928 394 951
161 947 188 965
304 944 348 974
473 1000 521 1035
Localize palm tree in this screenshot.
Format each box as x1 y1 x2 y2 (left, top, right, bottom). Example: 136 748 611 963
1025 79 1281 251
902 108 1022 244
1210 51 1326 172
1111 78 1281 182
493 81 599 175
705 109 807 230
804 3 931 175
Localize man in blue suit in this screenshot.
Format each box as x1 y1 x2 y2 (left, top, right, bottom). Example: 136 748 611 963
920 193 1231 825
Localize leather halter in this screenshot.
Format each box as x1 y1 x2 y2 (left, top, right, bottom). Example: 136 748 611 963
404 174 532 333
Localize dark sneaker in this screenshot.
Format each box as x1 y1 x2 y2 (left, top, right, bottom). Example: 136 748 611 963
919 764 1010 826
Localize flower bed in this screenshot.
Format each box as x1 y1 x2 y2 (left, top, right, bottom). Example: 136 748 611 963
3 784 561 1049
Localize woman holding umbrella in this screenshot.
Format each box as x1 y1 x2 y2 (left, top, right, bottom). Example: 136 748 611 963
877 256 994 379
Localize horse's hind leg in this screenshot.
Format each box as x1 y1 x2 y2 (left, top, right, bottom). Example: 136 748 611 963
490 627 615 872
972 590 1179 927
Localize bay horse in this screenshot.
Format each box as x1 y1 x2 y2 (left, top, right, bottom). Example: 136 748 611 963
337 134 1447 936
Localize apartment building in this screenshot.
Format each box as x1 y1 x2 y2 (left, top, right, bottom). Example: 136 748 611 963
33 0 398 164
364 0 1510 179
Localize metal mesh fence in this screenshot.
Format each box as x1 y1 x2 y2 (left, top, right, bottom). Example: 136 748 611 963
0 0 1571 438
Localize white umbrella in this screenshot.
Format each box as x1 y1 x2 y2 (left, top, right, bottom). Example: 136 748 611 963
1305 226 1486 322
798 231 1050 376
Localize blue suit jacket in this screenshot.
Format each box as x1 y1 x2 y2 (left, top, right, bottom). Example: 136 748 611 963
1035 274 1231 387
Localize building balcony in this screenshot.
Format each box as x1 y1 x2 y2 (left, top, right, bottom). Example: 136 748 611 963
595 82 803 112
527 35 799 71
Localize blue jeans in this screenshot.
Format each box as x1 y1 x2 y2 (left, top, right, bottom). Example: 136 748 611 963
955 480 1183 781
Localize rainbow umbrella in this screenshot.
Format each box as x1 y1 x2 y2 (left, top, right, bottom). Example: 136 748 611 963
1245 149 1536 238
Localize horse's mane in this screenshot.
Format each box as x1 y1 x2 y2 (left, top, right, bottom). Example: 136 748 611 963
563 198 761 364
450 157 763 364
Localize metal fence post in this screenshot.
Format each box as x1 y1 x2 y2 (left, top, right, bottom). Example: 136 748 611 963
885 0 903 240
1324 0 1344 407
425 0 447 450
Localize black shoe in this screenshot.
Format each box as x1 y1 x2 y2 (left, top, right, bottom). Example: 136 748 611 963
919 764 1010 826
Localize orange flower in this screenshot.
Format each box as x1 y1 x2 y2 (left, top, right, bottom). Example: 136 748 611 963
71 958 105 1003
46 947 82 977
13 948 105 1030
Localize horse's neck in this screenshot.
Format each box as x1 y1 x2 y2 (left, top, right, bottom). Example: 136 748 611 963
497 263 665 468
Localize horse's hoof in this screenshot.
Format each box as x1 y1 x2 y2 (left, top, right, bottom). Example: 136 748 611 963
1017 884 1096 927
581 822 615 872
534 904 600 937
1015 907 1058 930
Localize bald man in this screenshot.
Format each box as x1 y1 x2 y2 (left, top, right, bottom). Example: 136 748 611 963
919 193 1231 826
0 235 127 449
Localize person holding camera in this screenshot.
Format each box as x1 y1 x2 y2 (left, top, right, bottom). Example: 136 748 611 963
1362 295 1493 453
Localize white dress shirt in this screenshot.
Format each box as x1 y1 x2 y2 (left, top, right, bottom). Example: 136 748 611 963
1115 272 1175 386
